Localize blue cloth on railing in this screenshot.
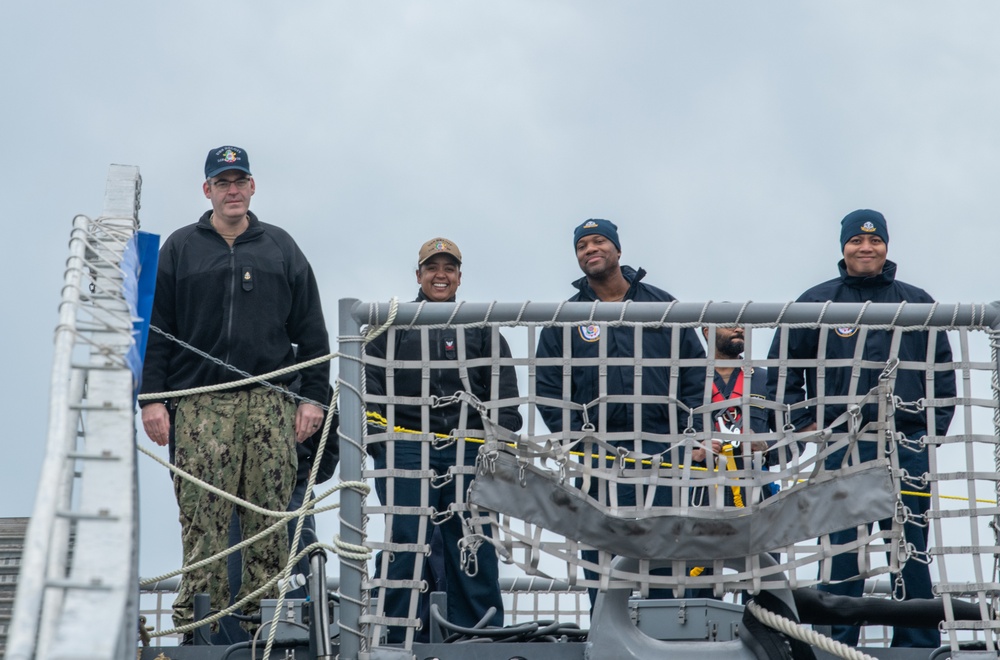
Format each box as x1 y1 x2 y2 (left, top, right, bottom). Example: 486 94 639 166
123 230 159 400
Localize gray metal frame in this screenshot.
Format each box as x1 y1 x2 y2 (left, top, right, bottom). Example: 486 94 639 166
350 300 998 328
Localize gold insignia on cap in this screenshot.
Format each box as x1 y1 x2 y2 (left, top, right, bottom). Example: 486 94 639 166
860 221 876 233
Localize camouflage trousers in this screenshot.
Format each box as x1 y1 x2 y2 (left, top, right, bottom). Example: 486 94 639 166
172 386 297 630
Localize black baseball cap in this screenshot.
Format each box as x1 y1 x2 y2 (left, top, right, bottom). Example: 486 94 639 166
205 146 252 179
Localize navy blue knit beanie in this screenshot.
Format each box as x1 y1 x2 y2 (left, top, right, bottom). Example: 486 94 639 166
573 218 621 251
840 209 889 250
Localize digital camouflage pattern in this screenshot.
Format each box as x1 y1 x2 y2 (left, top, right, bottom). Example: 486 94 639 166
172 386 297 630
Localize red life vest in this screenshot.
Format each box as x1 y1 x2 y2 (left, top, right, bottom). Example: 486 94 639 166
712 369 745 432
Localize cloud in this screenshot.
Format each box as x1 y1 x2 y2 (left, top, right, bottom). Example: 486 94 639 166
4 1 1000 581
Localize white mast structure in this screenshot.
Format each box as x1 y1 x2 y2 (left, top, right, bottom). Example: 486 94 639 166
8 165 143 660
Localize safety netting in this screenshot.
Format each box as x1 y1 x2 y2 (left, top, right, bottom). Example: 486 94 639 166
348 300 1000 652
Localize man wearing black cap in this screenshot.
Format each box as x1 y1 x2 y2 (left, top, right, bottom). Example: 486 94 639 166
535 219 707 607
140 146 330 633
365 237 522 644
767 209 956 648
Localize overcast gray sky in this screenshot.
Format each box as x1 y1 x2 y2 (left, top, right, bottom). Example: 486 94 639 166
3 2 999 580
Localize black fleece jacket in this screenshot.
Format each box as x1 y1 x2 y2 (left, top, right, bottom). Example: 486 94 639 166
140 210 330 404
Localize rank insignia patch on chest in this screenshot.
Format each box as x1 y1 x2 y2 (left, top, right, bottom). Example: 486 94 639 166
243 272 251 281
579 325 601 342
835 326 859 338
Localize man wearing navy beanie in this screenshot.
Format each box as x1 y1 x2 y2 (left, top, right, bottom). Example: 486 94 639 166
767 209 956 648
840 209 889 254
572 217 621 253
536 218 707 608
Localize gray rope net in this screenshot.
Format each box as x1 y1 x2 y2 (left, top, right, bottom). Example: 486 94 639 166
352 301 999 652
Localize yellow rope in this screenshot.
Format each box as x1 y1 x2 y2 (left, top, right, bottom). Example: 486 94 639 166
691 444 744 577
722 444 744 508
365 410 711 471
366 412 996 504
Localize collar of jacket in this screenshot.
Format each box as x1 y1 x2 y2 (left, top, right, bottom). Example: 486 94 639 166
571 264 646 301
196 210 265 242
837 258 898 289
414 290 457 303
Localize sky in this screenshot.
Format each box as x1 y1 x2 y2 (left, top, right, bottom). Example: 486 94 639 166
2 2 1000 584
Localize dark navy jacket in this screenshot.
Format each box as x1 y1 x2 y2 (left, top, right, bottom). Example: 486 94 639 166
141 211 330 405
535 266 706 452
365 291 523 442
766 260 955 468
